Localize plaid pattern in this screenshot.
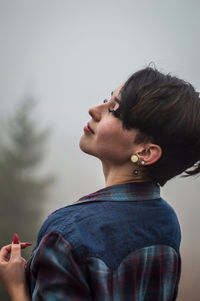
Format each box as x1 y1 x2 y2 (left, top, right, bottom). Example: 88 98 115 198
26 182 181 300
75 181 160 204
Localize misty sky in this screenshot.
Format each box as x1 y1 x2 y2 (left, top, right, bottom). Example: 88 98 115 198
0 1 200 299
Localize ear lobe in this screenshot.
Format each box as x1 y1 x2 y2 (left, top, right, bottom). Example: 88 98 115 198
138 144 162 165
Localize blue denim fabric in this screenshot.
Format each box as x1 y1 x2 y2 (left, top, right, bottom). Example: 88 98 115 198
37 182 181 269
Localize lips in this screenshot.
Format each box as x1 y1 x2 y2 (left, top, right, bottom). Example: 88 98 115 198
84 122 95 134
87 123 94 134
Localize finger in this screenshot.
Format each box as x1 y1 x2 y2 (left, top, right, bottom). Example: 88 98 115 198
0 242 32 261
13 233 19 244
21 257 27 269
0 244 12 261
10 243 21 260
20 242 32 247
21 243 32 249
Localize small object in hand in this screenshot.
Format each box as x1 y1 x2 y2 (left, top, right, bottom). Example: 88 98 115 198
13 233 19 244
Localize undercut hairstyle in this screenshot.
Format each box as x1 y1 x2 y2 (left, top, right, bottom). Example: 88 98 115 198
113 67 200 186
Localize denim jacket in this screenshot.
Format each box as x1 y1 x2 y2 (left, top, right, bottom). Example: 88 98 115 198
26 182 181 301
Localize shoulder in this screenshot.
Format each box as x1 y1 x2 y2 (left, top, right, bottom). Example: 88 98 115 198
36 202 106 246
36 198 180 262
37 204 81 245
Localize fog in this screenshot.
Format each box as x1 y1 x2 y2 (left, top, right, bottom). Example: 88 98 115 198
0 1 200 300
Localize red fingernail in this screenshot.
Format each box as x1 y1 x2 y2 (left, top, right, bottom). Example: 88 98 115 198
13 233 19 244
24 243 32 246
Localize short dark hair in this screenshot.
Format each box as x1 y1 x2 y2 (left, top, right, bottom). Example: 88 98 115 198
113 67 200 186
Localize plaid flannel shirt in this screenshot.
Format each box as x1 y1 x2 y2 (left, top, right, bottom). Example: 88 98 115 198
26 182 181 300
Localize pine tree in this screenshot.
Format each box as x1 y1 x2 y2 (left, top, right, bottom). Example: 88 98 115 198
0 98 54 300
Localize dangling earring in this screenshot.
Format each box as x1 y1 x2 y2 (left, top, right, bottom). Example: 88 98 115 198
130 155 145 176
131 154 139 176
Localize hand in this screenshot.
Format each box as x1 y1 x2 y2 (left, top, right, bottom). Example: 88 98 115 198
0 234 32 300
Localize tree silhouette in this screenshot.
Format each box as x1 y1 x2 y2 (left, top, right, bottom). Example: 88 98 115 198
0 98 55 300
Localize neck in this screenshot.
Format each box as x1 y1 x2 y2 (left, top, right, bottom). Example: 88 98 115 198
102 161 150 187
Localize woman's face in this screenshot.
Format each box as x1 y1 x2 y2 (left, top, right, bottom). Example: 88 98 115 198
79 85 140 165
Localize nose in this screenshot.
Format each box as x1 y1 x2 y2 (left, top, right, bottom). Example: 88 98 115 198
88 105 101 121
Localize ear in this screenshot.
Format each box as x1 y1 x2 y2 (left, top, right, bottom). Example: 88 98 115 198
137 144 162 165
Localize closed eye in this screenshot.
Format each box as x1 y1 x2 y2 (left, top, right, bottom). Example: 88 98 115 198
103 98 120 114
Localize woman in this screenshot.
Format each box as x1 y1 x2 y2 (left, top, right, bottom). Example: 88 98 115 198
1 67 200 300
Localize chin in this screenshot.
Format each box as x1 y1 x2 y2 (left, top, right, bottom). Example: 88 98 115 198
79 137 92 155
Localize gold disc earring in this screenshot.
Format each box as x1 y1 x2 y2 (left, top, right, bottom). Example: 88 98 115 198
130 154 139 163
131 154 140 176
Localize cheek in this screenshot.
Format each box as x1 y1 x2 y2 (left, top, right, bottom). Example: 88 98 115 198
96 123 135 159
97 123 117 141
96 121 121 148
97 122 132 145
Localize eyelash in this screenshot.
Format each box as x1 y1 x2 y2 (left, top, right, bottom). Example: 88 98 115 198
103 99 115 113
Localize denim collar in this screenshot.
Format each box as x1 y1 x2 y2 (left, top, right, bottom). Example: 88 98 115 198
74 182 160 205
